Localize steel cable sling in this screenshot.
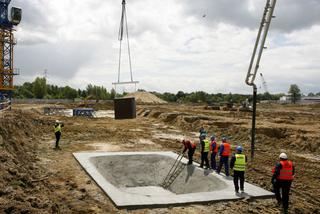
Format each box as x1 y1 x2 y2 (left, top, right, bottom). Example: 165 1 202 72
117 0 133 83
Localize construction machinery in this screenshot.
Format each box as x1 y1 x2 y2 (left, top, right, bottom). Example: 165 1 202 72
245 0 277 160
0 0 21 108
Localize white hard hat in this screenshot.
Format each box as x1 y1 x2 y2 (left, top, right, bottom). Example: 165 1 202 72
55 120 60 123
279 153 288 159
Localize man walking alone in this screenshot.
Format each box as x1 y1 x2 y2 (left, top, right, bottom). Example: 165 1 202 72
272 153 295 214
54 120 64 149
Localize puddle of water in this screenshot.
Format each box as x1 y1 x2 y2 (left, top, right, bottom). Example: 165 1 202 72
169 129 182 133
93 110 114 118
138 139 155 145
129 128 144 132
293 153 320 162
153 133 184 141
191 132 200 137
62 109 73 117
88 143 120 151
152 123 162 127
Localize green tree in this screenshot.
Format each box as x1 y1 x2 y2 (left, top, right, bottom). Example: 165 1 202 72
288 84 301 104
110 88 116 99
86 84 109 101
33 77 47 99
63 86 78 99
176 91 186 101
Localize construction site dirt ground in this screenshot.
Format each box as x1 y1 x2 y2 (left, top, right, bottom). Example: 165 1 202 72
1 103 320 213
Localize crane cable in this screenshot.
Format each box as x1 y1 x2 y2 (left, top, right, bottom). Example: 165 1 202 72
117 0 133 83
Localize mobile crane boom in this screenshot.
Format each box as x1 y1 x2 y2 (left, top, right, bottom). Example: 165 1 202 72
245 0 277 160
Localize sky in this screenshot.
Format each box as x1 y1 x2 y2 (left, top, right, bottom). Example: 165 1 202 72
11 0 320 94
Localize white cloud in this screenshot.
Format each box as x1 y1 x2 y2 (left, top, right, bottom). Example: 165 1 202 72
11 0 320 94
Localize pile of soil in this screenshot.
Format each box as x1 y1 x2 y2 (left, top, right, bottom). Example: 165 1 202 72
0 110 57 213
124 92 167 104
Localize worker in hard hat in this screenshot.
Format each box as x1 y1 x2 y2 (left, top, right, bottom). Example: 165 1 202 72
199 133 210 169
210 135 218 170
182 139 197 165
272 153 295 214
54 120 64 149
199 126 206 136
216 137 231 176
198 126 207 141
230 145 247 193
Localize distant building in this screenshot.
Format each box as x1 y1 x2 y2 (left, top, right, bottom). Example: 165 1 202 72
299 96 320 104
279 95 291 104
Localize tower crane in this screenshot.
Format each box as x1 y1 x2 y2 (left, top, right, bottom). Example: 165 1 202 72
245 0 277 160
0 0 21 108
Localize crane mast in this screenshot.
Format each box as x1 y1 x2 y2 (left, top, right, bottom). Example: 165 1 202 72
245 0 277 160
0 0 21 108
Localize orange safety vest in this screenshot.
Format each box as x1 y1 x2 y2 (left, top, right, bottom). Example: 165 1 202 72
278 160 294 180
191 142 196 149
210 141 218 153
183 140 196 149
221 143 231 156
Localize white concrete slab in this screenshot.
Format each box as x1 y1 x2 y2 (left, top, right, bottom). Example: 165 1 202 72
73 151 274 208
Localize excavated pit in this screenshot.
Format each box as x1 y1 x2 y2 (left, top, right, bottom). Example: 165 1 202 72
74 152 274 208
91 154 226 194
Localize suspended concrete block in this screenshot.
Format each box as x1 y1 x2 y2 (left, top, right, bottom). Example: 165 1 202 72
114 97 136 119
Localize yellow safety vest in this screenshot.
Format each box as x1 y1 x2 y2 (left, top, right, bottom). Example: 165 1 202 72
54 124 61 133
234 154 246 171
204 140 210 152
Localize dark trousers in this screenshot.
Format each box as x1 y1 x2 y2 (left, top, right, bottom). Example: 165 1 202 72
187 148 195 164
55 132 61 148
200 152 209 168
210 152 217 170
233 170 245 191
217 156 229 176
274 180 292 210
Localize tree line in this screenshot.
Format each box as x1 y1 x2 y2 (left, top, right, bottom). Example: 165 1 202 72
151 90 283 104
13 77 116 101
13 77 318 104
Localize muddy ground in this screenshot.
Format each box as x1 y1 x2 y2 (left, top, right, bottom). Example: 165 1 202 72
0 103 319 214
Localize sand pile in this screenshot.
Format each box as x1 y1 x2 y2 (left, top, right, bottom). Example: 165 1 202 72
124 92 167 104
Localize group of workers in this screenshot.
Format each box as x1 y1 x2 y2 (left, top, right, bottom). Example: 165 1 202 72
182 128 295 214
53 120 294 213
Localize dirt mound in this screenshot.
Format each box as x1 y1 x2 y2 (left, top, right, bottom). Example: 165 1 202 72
0 110 55 213
124 92 167 104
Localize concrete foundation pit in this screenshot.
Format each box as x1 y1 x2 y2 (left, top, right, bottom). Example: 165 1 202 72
74 152 274 208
